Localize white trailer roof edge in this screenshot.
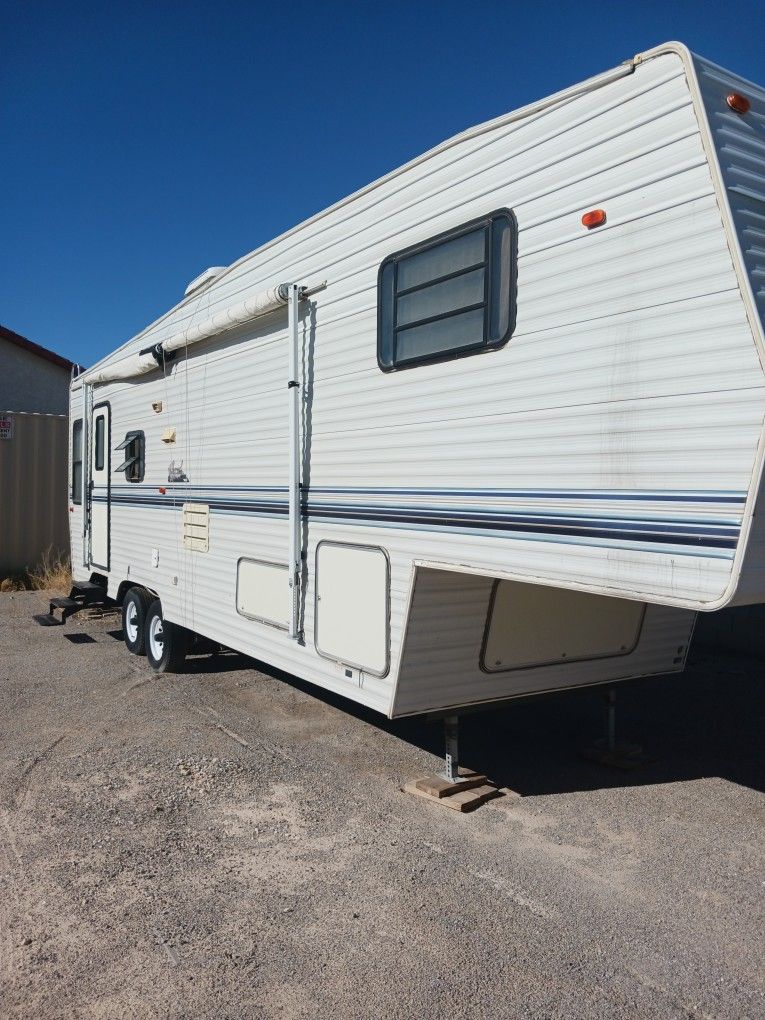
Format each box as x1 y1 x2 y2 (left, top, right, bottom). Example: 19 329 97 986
78 41 765 388
76 52 641 380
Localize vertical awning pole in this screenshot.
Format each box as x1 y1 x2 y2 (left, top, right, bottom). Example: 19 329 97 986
287 284 301 639
81 381 90 568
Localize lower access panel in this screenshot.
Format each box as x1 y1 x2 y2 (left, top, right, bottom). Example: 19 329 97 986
482 580 645 671
237 558 289 630
314 542 390 677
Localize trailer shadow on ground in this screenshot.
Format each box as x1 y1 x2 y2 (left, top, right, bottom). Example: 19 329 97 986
188 648 765 798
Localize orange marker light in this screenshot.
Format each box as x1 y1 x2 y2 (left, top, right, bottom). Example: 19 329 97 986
582 209 607 229
727 93 750 114
159 486 167 494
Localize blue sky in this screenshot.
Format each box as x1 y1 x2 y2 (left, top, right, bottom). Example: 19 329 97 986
3 1 763 367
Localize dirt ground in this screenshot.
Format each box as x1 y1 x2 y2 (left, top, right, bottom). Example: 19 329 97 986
0 591 763 1020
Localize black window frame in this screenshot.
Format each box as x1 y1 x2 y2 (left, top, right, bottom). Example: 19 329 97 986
71 418 83 505
377 208 517 373
94 414 105 471
114 430 145 483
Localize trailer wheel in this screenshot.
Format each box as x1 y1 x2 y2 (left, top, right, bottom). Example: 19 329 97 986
145 600 188 673
122 587 153 655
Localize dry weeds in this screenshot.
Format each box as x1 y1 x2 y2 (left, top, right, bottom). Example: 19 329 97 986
1 546 72 594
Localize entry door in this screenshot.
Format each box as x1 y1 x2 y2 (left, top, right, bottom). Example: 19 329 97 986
90 403 110 570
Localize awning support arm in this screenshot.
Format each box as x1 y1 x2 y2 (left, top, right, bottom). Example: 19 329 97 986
287 284 301 640
286 280 328 639
82 381 91 568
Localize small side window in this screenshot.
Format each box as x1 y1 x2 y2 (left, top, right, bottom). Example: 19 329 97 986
94 415 105 471
71 419 83 505
377 209 516 371
114 431 145 483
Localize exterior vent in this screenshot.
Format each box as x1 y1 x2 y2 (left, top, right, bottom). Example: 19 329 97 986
182 503 210 552
184 266 226 298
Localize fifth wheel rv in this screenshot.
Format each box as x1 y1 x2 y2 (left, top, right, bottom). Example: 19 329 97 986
67 43 765 736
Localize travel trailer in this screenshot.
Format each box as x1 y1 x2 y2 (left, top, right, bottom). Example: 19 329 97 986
67 43 765 735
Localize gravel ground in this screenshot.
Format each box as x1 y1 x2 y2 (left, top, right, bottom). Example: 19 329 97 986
0 590 763 1020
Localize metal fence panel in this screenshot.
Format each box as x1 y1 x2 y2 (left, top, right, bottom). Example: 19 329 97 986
0 411 68 576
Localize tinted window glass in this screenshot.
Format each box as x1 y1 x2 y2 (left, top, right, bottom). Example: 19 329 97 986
72 419 83 505
396 228 485 291
396 307 485 364
95 415 105 471
115 431 145 483
378 211 515 371
396 267 485 328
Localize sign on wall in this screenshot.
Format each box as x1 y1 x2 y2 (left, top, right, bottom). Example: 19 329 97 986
0 414 13 440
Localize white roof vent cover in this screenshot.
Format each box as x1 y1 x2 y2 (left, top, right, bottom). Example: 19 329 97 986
184 266 226 298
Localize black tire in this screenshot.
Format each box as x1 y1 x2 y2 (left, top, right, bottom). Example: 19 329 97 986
122 587 153 655
144 599 188 673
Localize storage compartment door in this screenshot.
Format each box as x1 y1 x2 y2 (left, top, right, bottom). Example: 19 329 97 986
237 559 289 629
315 542 389 676
482 580 645 672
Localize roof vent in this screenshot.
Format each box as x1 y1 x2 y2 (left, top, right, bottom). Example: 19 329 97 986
184 266 226 298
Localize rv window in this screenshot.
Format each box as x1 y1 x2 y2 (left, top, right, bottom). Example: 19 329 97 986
94 415 105 471
71 419 83 505
378 210 516 371
114 431 145 483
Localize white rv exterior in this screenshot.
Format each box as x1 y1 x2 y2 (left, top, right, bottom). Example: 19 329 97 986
69 42 765 717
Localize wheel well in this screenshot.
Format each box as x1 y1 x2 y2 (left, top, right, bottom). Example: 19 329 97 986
116 581 158 606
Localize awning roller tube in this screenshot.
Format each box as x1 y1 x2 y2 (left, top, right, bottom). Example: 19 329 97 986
161 284 289 354
82 283 291 385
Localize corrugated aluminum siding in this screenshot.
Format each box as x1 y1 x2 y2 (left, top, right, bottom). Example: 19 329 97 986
0 412 68 576
693 53 765 604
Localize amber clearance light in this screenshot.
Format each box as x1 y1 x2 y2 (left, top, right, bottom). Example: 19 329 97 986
582 209 607 229
727 93 750 114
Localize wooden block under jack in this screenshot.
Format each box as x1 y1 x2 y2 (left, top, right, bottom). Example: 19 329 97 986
403 769 506 813
415 767 488 799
